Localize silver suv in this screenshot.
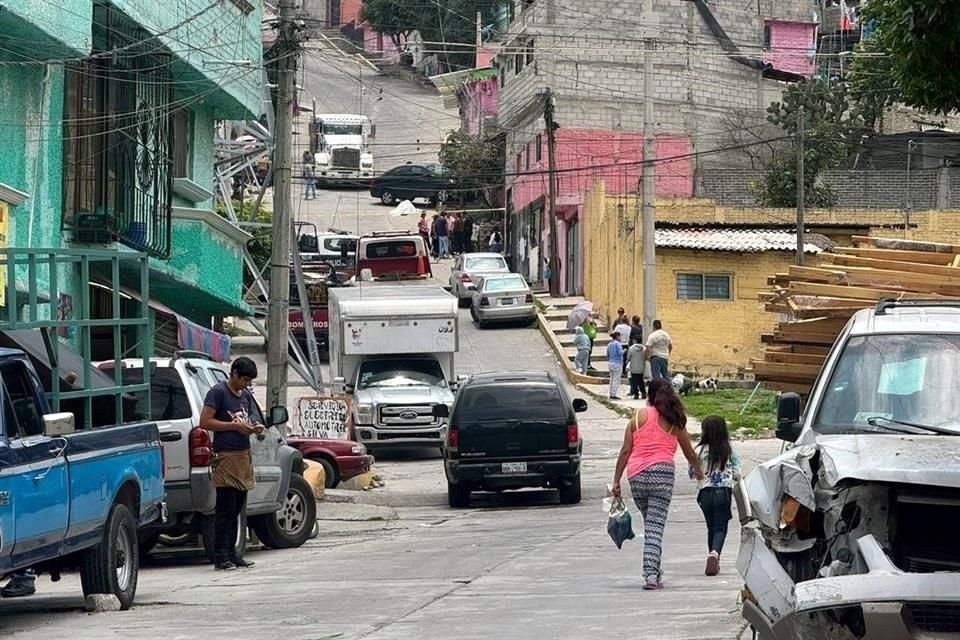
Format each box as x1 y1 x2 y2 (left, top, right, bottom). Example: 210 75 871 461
737 299 960 639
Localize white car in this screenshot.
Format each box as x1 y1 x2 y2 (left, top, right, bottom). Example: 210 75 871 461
449 253 510 306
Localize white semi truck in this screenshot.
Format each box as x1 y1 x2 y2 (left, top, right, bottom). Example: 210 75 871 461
329 286 459 451
308 113 374 183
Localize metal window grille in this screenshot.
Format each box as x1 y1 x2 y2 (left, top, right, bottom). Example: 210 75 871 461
61 4 173 259
677 273 732 300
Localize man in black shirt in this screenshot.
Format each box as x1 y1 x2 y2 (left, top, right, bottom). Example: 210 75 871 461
200 357 263 570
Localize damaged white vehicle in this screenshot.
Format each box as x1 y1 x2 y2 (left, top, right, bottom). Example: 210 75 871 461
737 299 960 639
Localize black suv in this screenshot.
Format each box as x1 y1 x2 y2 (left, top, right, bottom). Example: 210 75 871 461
434 371 587 508
369 163 457 206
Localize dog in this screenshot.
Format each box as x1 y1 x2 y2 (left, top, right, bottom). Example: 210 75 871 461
672 374 695 396
696 377 719 393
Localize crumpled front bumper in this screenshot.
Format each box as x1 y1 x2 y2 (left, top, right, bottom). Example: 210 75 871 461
740 528 960 639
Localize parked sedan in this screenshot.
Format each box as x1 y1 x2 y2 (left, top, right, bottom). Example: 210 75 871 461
449 253 510 305
435 370 587 507
369 163 457 206
470 274 536 327
286 437 374 488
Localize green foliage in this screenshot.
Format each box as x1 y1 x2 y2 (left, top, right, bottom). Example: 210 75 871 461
846 37 901 132
359 0 419 49
865 0 960 115
682 389 778 436
754 79 866 208
439 130 501 205
216 200 272 288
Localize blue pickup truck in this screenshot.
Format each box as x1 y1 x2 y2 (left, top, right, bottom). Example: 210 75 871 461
0 349 165 610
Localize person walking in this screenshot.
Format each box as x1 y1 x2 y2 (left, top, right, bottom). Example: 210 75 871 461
470 219 480 254
613 315 632 377
430 214 441 258
627 338 647 400
488 230 503 253
611 378 704 589
463 215 474 253
452 212 466 255
418 211 431 254
693 416 742 576
645 320 673 380
606 332 624 400
301 151 316 200
435 212 450 258
581 315 598 370
199 356 263 571
630 315 643 346
573 326 592 374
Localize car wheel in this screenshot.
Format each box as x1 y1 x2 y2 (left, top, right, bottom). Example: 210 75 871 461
448 481 470 508
250 474 317 549
380 190 396 205
310 456 340 489
437 190 450 203
558 474 582 505
80 503 139 610
200 507 247 564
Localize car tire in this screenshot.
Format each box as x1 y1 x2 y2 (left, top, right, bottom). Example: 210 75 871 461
458 295 471 308
310 456 340 489
448 481 470 508
437 190 450 203
250 474 317 549
200 508 247 564
380 191 396 205
558 474 582 505
80 503 139 611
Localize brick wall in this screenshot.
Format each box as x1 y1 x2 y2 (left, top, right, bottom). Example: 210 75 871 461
582 183 960 375
697 167 958 209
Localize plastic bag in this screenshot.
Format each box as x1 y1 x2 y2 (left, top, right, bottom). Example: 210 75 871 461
604 495 636 549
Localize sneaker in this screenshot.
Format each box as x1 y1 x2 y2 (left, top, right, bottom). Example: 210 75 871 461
214 560 238 571
705 552 720 576
609 396 621 400
1 578 36 598
642 576 663 590
230 558 256 568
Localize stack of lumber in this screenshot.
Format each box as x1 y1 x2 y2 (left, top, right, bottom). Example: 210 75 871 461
752 235 960 395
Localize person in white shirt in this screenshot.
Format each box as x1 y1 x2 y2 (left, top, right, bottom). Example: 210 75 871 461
645 319 673 379
613 317 632 377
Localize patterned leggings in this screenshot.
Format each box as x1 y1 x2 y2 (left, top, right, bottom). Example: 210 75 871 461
629 463 676 580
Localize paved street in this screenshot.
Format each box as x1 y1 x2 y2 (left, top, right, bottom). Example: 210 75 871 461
0 59 784 640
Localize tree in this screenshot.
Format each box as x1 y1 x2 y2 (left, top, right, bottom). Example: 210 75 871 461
359 0 418 51
753 79 866 208
439 130 502 206
864 0 960 115
846 36 901 133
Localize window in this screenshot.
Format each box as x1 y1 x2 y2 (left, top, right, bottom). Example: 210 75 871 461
1 362 43 438
465 256 508 271
676 273 732 300
482 275 527 292
525 144 531 169
457 383 566 422
526 39 535 66
62 5 174 258
121 367 192 422
763 25 772 49
516 51 524 75
498 65 505 88
365 240 418 259
535 134 543 162
173 110 192 178
516 152 522 173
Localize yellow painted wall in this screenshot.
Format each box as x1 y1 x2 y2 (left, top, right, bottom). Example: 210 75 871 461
583 183 960 377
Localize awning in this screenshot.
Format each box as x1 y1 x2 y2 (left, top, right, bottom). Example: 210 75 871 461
0 329 118 391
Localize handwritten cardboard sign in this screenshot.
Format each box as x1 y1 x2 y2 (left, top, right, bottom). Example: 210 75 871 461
293 396 353 440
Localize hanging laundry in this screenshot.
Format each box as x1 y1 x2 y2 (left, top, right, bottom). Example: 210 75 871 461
177 316 232 362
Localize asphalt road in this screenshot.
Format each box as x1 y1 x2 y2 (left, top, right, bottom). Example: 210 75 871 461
0 63 783 639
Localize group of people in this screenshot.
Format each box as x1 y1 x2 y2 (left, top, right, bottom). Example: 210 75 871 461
611 378 742 588
573 307 673 401
417 211 503 259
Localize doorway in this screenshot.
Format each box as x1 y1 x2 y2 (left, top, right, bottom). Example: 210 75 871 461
565 217 579 295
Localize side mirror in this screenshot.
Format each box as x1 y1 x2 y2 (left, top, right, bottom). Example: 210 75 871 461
432 404 450 419
333 376 348 394
572 398 588 413
775 393 803 443
43 412 75 436
269 406 289 426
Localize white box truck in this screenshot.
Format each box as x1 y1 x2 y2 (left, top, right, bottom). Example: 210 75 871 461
329 286 459 451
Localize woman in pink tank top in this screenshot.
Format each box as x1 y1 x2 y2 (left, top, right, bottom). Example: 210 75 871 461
611 378 703 590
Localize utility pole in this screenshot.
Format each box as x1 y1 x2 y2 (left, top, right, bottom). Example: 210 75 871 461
796 107 805 266
266 0 299 410
476 11 482 49
641 35 656 335
905 139 916 239
544 89 560 298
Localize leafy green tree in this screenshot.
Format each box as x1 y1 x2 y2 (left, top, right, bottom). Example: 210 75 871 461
846 36 901 133
864 0 960 114
439 130 502 206
359 0 419 51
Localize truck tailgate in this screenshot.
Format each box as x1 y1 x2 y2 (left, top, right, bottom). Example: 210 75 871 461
459 419 569 459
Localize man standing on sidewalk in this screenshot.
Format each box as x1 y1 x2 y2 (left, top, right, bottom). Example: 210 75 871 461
645 320 673 380
200 356 263 571
606 332 624 400
435 212 451 258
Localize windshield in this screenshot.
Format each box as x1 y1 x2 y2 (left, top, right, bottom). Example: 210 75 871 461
323 237 356 254
465 256 508 272
815 334 960 435
357 360 446 389
483 275 527 292
323 124 363 135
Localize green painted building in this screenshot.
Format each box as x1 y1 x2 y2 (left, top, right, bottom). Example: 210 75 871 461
0 0 263 357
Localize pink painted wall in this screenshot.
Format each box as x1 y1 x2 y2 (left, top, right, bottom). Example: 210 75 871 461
340 0 362 25
461 77 498 136
510 130 693 213
764 21 816 77
362 26 404 63
476 47 497 69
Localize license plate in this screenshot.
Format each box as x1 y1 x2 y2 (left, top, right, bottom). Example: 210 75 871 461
501 297 514 305
501 462 527 474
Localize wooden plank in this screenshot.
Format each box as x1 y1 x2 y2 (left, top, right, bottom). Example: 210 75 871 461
824 254 960 279
835 246 960 265
762 352 825 365
952 255 960 269
787 282 931 302
762 381 813 395
853 235 960 254
765 345 831 356
822 265 960 291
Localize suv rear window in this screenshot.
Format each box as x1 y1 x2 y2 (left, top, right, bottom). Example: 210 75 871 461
457 383 566 421
465 256 507 271
365 241 418 259
121 367 192 422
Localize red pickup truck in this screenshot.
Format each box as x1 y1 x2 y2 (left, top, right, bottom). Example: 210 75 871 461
356 232 432 281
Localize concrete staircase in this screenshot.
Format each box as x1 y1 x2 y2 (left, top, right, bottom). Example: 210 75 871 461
535 294 612 384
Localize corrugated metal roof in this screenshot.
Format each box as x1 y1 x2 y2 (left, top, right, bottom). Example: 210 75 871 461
653 228 835 254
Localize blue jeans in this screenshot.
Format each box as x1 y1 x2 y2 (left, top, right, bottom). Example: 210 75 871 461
438 236 450 257
304 178 316 199
650 356 669 380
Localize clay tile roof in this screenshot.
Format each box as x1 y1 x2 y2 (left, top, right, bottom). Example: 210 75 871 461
653 228 835 254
